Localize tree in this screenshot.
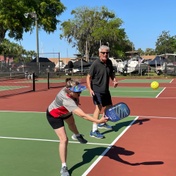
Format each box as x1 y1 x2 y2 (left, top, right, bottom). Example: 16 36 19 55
60 6 129 58
137 48 144 55
0 0 65 43
144 48 156 55
0 39 37 64
0 39 23 55
155 31 176 54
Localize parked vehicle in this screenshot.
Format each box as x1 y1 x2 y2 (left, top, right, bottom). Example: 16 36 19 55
64 59 91 75
109 57 123 73
149 53 176 75
115 55 148 75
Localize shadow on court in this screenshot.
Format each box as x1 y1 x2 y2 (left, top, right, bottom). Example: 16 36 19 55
107 146 164 166
69 145 163 175
102 118 150 134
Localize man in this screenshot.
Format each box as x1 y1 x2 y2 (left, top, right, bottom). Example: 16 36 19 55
87 45 118 139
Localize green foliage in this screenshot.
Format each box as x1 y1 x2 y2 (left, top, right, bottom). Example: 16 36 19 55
155 31 176 54
60 6 130 58
0 39 36 62
0 39 23 55
0 0 65 43
144 48 156 55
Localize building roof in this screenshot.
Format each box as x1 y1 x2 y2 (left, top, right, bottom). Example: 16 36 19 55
141 55 156 60
49 58 72 65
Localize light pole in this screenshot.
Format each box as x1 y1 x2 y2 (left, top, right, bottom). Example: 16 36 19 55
24 12 39 63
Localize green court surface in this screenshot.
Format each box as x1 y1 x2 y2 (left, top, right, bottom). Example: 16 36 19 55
0 86 28 91
35 79 65 83
81 87 163 98
118 78 172 83
14 79 65 83
0 111 136 176
81 78 169 98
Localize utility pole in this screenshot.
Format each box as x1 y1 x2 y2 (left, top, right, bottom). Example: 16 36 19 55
24 12 39 64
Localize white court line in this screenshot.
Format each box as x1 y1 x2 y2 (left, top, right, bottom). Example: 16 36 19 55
82 116 139 176
0 110 44 113
0 136 111 146
156 87 166 98
133 115 176 120
110 90 157 92
170 79 174 83
158 97 176 99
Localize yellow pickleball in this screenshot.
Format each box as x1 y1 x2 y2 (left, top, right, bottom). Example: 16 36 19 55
151 81 159 90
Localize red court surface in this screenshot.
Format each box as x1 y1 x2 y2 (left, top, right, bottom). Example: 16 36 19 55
85 79 176 176
0 78 176 176
85 117 176 176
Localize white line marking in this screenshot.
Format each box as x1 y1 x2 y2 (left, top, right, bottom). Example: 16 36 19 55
0 110 44 113
170 79 174 83
132 115 176 119
82 116 139 176
158 97 176 99
156 87 166 98
0 136 111 146
111 90 158 92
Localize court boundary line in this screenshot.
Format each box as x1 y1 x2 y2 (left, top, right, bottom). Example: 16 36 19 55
134 115 176 119
118 78 173 83
82 116 139 176
1 111 176 119
0 136 111 146
158 96 176 99
156 87 166 98
0 110 45 113
170 79 174 83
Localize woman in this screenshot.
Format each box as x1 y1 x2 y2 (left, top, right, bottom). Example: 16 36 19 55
46 78 108 176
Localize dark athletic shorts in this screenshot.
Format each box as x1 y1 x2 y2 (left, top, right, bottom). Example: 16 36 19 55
92 91 112 107
46 110 72 129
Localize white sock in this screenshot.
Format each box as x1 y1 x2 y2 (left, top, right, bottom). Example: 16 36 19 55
62 163 66 168
92 123 98 132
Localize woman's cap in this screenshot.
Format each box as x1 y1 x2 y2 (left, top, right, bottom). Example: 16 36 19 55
68 84 86 92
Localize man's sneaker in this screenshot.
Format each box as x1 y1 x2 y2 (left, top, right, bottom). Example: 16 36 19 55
98 123 112 130
90 130 104 139
71 134 87 144
60 166 70 176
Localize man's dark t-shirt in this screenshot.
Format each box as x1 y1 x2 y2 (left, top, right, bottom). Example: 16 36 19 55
88 58 115 93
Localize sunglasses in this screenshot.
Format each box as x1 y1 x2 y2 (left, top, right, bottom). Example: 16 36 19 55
100 52 109 55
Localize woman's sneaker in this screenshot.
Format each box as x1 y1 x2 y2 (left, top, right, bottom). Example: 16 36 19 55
90 130 104 139
98 123 112 130
71 134 87 144
60 166 70 176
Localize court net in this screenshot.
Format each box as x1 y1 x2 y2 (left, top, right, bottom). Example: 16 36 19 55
0 72 34 97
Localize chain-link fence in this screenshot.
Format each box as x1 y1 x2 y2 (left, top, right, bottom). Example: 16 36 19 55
0 53 61 76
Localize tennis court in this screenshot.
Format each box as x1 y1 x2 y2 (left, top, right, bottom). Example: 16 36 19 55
0 78 176 176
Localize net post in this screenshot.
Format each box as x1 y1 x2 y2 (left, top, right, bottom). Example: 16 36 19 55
32 73 35 91
47 72 50 89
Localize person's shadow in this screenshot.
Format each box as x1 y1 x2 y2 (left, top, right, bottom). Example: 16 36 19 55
102 118 150 135
69 145 163 175
106 146 163 166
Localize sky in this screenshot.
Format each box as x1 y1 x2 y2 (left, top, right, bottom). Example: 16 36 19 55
8 0 176 58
